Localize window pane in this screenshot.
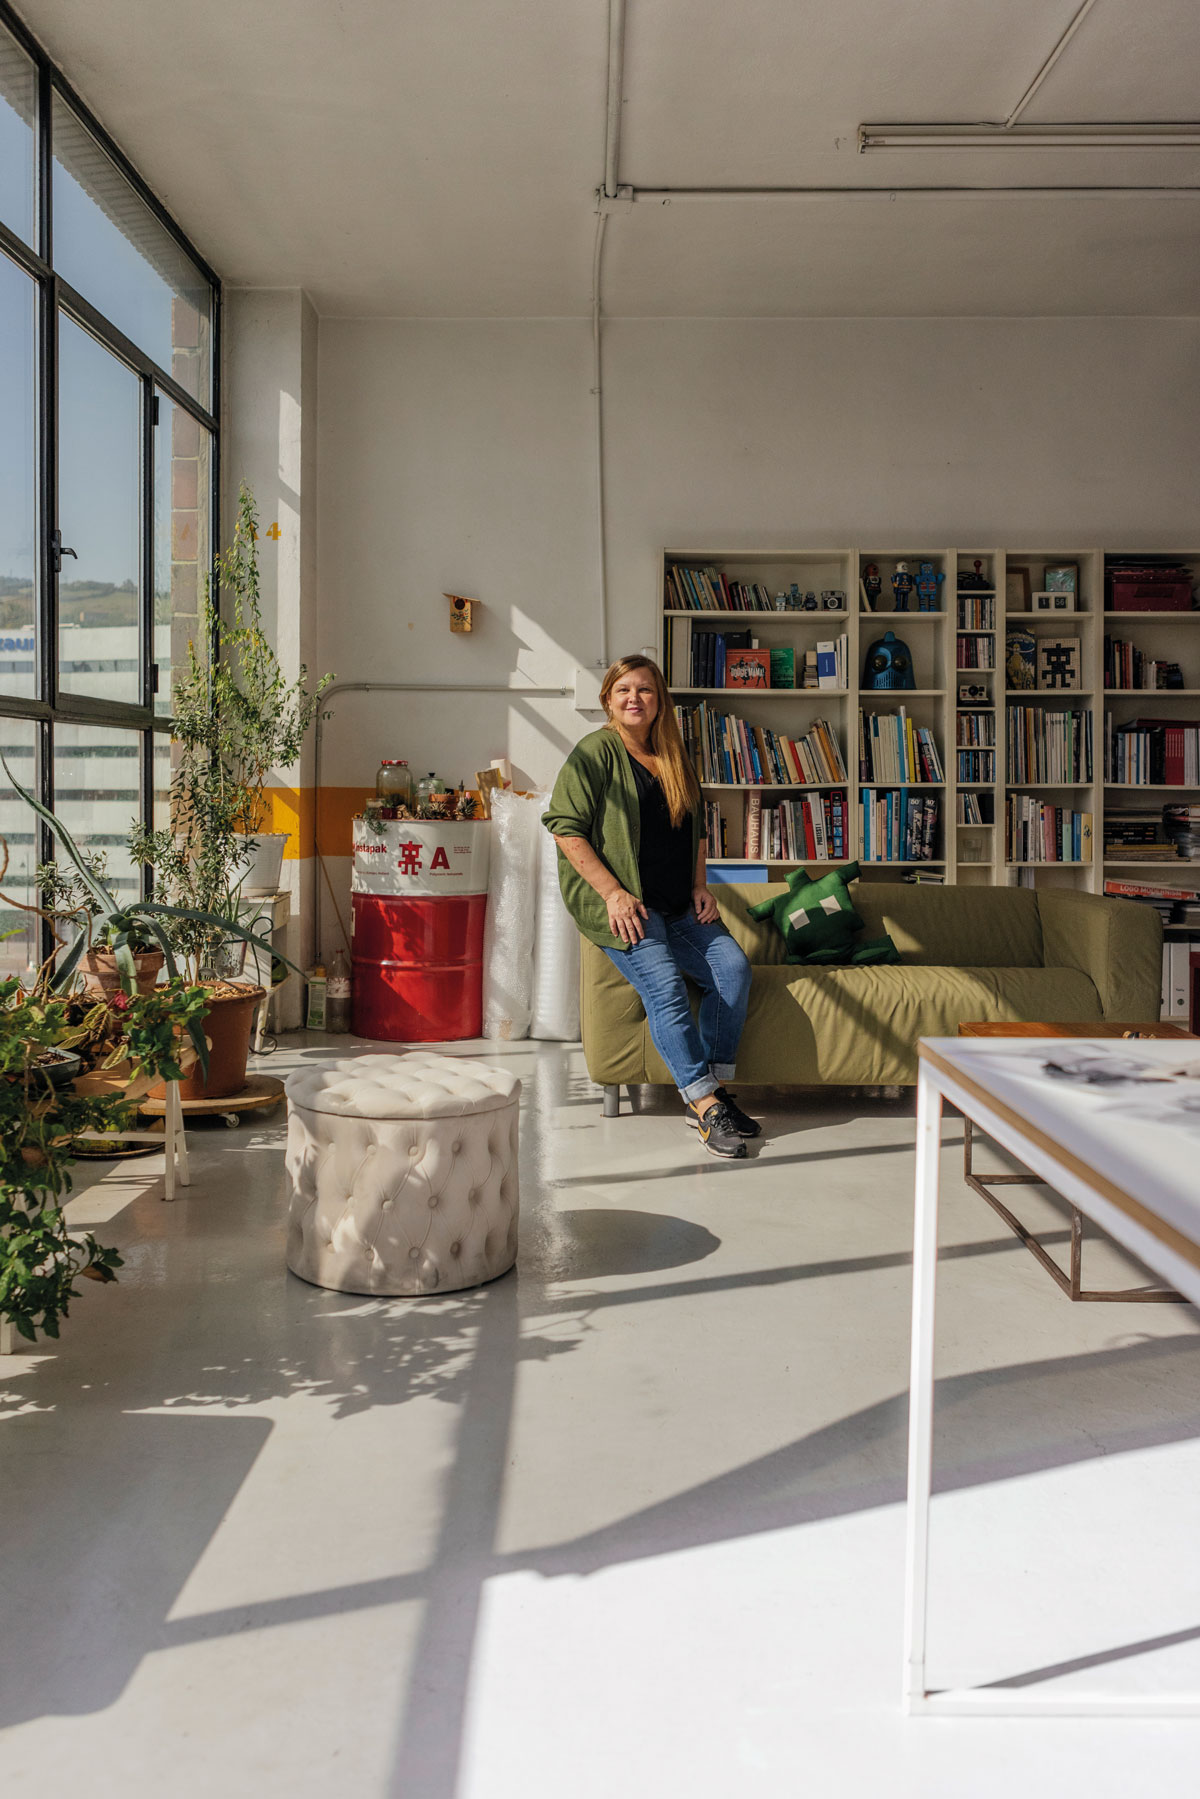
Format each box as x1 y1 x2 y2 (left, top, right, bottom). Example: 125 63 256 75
0 717 40 980
0 253 37 699
58 314 141 704
0 22 36 247
154 392 210 718
52 95 211 405
152 731 171 833
52 722 140 904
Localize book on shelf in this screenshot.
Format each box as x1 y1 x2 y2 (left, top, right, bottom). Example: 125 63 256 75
707 863 769 885
957 790 995 824
1104 634 1185 692
702 797 727 858
858 788 940 863
956 634 995 670
1005 705 1092 783
1005 629 1037 691
675 701 848 785
666 564 777 613
744 789 762 859
769 646 796 689
857 706 944 783
725 648 770 689
1005 796 1092 863
956 595 995 630
758 790 848 862
1105 717 1200 786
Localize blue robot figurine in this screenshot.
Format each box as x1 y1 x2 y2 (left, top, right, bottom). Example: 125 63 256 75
915 561 945 612
891 562 915 611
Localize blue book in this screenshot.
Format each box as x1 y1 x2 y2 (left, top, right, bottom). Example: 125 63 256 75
708 863 769 885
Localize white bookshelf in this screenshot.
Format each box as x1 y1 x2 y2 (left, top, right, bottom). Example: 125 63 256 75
658 546 1200 893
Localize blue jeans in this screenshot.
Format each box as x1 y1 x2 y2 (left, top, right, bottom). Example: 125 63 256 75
603 910 752 1103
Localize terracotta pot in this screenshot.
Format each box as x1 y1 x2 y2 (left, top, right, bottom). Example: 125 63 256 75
81 949 165 1001
149 983 266 1102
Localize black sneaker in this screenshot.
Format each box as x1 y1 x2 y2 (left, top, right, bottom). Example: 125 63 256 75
713 1087 762 1138
685 1088 761 1139
686 1099 748 1159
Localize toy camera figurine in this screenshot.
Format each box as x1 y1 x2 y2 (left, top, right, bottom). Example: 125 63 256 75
915 561 944 612
891 562 915 610
862 629 915 691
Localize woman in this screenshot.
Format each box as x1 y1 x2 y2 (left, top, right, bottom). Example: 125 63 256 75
542 654 758 1159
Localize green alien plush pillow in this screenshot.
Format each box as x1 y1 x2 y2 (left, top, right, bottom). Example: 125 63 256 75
747 862 900 966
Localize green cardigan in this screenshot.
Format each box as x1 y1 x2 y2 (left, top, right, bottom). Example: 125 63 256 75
542 728 702 952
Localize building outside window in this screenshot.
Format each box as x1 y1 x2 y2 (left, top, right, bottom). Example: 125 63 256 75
0 2 219 975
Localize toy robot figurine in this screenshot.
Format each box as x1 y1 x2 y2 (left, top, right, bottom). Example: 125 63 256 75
915 561 945 612
891 562 915 611
861 563 883 610
862 630 915 691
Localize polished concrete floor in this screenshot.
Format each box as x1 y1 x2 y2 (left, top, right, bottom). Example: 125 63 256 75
3 1034 1200 1797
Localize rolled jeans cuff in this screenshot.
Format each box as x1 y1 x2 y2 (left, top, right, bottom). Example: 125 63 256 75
711 1063 736 1082
679 1074 720 1104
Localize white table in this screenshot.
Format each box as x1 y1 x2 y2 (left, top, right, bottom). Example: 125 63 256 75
905 1035 1200 1717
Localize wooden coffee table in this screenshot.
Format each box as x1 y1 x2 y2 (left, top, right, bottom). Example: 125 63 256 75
956 1020 1196 1301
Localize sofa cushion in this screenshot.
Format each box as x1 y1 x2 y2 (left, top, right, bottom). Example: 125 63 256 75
860 882 1044 969
634 964 1103 1089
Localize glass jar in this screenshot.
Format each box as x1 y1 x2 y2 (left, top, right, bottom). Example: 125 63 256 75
415 771 444 810
376 759 414 809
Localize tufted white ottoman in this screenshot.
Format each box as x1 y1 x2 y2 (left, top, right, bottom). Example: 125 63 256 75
284 1052 521 1296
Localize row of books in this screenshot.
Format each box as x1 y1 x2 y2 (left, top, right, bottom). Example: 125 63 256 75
957 749 996 782
745 790 849 862
1103 635 1185 692
676 702 849 786
1005 798 1094 863
666 565 778 612
958 791 995 823
956 635 994 669
956 710 995 748
1105 878 1200 928
957 597 996 630
856 707 944 783
859 789 940 862
1103 803 1177 861
664 616 847 690
1005 706 1092 783
1103 716 1200 786
702 798 728 858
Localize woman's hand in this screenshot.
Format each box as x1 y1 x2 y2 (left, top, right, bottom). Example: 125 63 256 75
692 885 719 924
606 889 649 945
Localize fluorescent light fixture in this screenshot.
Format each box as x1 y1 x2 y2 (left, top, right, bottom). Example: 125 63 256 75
859 124 1200 153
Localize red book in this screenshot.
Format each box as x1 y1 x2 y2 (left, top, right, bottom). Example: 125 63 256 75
725 649 770 689
801 800 818 861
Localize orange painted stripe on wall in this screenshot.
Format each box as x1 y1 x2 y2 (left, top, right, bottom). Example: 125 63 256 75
315 787 376 858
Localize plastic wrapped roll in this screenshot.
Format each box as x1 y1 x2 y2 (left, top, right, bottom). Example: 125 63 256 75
482 790 545 1041
531 821 580 1040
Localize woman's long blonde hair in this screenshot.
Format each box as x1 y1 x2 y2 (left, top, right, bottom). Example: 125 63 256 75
600 655 701 827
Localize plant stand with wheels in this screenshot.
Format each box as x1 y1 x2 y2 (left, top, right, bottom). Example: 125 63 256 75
73 1081 190 1200
139 1072 286 1130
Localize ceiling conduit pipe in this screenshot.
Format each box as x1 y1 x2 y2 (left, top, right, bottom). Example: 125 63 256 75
590 0 627 674
312 679 572 957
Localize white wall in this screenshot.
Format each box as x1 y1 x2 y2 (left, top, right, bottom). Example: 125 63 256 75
312 311 1200 954
317 313 1200 780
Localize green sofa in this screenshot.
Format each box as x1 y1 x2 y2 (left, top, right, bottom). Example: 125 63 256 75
580 880 1162 1111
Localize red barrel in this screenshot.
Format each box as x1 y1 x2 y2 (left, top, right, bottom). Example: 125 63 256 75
351 891 486 1041
349 818 491 1042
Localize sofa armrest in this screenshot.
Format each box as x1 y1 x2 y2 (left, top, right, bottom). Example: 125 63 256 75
1036 889 1163 1022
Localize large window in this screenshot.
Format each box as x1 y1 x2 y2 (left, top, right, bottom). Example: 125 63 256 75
0 1 219 952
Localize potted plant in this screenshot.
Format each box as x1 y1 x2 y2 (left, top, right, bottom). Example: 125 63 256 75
0 971 205 1347
36 851 164 1000
211 482 334 894
4 762 290 1102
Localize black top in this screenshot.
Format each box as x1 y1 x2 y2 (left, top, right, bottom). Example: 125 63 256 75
628 754 695 916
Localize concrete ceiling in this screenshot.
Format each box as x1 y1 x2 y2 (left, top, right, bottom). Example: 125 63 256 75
15 0 1200 316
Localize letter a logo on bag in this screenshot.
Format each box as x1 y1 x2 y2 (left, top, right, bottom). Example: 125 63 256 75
430 845 450 871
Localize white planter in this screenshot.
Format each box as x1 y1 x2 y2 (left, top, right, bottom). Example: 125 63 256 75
239 831 289 895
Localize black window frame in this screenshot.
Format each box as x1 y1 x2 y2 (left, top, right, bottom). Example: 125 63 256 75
0 0 220 925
